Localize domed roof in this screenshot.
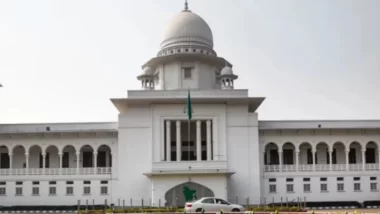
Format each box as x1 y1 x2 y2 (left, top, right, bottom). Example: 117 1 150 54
220 66 234 75
160 10 213 50
142 66 154 75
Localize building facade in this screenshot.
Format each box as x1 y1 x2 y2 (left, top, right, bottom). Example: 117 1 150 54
0 3 379 207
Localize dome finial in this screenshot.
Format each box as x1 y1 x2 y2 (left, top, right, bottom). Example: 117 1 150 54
184 0 189 11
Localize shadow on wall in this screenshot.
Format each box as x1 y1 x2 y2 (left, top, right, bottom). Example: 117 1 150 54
165 182 214 207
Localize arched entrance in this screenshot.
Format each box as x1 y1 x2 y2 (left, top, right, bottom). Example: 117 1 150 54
165 182 214 207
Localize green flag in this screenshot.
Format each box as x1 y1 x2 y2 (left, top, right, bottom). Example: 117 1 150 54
186 89 192 120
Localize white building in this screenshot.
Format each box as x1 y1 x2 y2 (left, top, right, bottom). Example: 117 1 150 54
0 2 379 208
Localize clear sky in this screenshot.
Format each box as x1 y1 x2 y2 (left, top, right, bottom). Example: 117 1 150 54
0 0 379 124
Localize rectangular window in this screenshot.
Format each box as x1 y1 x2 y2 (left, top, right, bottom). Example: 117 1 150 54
269 178 276 182
337 183 344 192
321 183 328 192
100 186 108 195
66 181 74 185
269 184 276 193
49 181 56 185
183 67 192 79
32 187 39 195
15 187 22 196
100 180 108 184
83 187 91 195
370 177 377 181
353 177 360 181
337 177 344 181
303 184 310 192
0 182 6 185
0 187 5 196
49 187 56 195
354 183 361 191
286 184 294 192
16 181 23 185
83 181 91 184
66 187 74 195
303 178 310 182
286 178 294 182
370 183 378 191
32 181 39 185
320 177 327 181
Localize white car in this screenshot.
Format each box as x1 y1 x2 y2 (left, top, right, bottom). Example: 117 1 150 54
184 197 245 212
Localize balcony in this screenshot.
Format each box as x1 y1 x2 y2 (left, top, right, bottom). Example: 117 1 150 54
264 163 379 173
0 167 112 176
145 161 230 177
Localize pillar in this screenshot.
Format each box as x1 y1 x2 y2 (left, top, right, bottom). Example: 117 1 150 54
25 153 29 175
279 150 283 172
176 121 181 162
196 120 201 161
206 120 212 161
166 121 171 162
42 152 46 175
345 150 349 171
76 152 80 174
312 150 316 171
94 152 98 174
329 150 333 171
378 151 380 170
9 153 13 175
295 150 299 172
362 149 366 171
59 153 63 175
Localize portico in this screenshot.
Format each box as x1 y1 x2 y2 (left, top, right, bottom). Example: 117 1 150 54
163 119 213 162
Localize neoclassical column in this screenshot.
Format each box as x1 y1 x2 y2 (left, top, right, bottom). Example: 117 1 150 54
59 153 63 175
345 150 350 171
93 152 98 174
362 149 366 171
278 150 283 172
42 152 46 175
329 150 333 171
166 121 171 162
206 120 212 161
378 151 380 170
9 153 13 175
295 150 299 172
76 152 80 174
196 120 201 161
176 121 181 162
25 153 29 175
312 150 316 171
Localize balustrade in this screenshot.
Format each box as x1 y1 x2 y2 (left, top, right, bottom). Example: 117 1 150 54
0 167 112 176
264 163 380 173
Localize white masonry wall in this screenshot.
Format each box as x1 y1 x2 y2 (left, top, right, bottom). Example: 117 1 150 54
225 105 262 204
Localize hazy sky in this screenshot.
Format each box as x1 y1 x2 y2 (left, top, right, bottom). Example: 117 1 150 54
0 0 379 124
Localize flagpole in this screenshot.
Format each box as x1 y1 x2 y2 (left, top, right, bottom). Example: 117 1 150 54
188 119 190 161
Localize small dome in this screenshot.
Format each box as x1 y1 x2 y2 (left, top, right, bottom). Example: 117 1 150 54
161 11 213 50
220 66 234 76
142 67 154 75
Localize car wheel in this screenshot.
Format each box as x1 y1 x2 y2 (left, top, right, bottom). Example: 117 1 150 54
232 208 240 212
196 208 204 212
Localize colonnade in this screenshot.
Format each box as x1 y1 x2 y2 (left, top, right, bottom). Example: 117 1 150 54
164 120 212 161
